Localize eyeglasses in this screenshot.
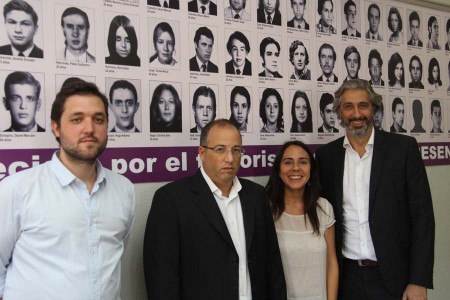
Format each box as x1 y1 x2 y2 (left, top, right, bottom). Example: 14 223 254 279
201 145 245 156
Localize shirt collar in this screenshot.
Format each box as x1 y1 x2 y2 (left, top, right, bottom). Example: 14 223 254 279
49 151 106 188
65 47 88 62
113 125 136 133
196 55 208 70
200 166 242 198
343 126 375 150
11 44 34 57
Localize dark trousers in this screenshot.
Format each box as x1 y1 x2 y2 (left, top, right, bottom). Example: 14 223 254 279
340 258 401 300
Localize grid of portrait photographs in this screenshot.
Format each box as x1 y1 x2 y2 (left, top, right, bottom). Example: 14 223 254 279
0 0 449 150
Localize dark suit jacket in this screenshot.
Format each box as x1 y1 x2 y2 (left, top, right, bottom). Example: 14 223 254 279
148 0 179 8
257 8 281 26
143 170 287 300
110 127 140 133
342 28 361 37
190 126 198 133
316 129 434 296
317 74 338 82
225 59 252 76
407 38 423 47
188 0 217 15
317 125 338 133
287 19 309 29
4 123 45 132
190 56 218 73
0 44 43 58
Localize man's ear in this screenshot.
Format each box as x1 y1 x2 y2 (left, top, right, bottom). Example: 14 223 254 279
36 98 41 111
3 97 10 111
320 110 324 119
51 120 60 138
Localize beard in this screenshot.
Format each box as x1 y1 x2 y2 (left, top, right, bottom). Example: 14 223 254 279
342 116 372 138
61 136 107 164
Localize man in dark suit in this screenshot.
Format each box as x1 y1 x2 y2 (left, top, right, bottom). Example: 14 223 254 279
317 43 338 82
190 86 216 133
189 26 218 73
365 3 383 41
368 49 385 86
390 97 406 133
225 31 252 76
108 80 140 133
318 92 338 132
407 11 423 47
147 0 179 9
287 0 309 29
2 71 44 132
342 0 361 37
257 0 281 26
316 79 434 300
188 0 217 15
0 0 43 58
144 119 287 299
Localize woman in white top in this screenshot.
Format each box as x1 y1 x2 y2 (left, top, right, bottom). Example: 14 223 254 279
266 141 338 300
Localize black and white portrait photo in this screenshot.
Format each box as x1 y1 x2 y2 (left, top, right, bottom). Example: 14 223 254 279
316 0 336 34
367 48 384 86
148 19 180 69
188 0 217 16
407 10 423 47
428 57 443 90
318 92 338 132
227 85 252 132
290 90 313 133
150 81 182 133
427 15 441 50
343 45 361 81
289 39 310 80
365 2 383 41
147 0 179 10
430 99 443 133
411 99 426 133
408 55 424 89
190 84 217 133
390 96 406 133
225 30 252 76
388 52 405 88
387 6 404 43
257 0 281 26
224 0 250 21
189 25 218 73
259 36 282 78
342 0 361 37
317 43 338 82
55 5 95 63
0 0 43 58
1 70 45 132
259 87 284 133
287 0 309 30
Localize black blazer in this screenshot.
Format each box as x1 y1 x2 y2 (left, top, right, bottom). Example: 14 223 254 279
189 56 218 73
407 38 423 47
342 28 361 37
143 170 287 300
188 0 217 15
0 44 43 58
225 59 252 76
316 129 434 296
147 0 179 9
257 8 281 26
317 125 338 133
3 123 45 132
287 19 309 29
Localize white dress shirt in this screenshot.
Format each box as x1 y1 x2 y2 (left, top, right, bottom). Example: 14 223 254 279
0 152 135 300
342 128 377 261
200 167 252 300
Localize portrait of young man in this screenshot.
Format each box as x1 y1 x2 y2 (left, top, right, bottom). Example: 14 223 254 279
0 0 43 58
445 18 450 51
224 0 250 20
0 80 135 299
190 85 216 133
316 79 434 300
189 26 218 73
317 43 338 82
367 49 384 86
318 92 338 132
257 0 281 26
365 2 383 41
427 16 440 50
343 45 361 81
390 96 406 133
225 31 252 76
342 0 361 37
287 0 309 30
430 99 442 133
316 0 336 34
407 11 423 47
57 6 95 63
147 0 179 9
408 55 424 89
259 36 282 78
108 79 140 133
373 101 384 130
289 40 310 80
2 71 44 132
188 0 217 15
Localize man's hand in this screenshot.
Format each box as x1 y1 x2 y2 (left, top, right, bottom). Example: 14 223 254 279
402 284 427 300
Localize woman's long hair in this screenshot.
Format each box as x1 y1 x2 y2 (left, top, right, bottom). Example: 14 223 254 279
265 141 322 235
149 22 175 63
290 91 312 133
107 15 139 60
150 83 182 132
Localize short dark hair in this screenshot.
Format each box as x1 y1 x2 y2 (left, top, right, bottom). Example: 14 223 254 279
409 55 422 72
409 11 420 25
192 86 217 120
447 18 450 33
51 81 108 128
229 86 251 126
318 43 336 61
428 57 442 86
319 92 334 112
388 52 404 87
61 7 89 28
194 26 214 44
367 3 380 20
391 97 404 112
4 71 40 100
200 119 240 147
3 0 38 25
428 16 437 39
259 88 284 130
431 99 441 114
388 7 403 33
317 0 333 15
344 0 356 16
291 0 306 5
344 45 360 65
289 40 309 65
226 31 250 54
368 49 383 68
107 15 139 59
109 80 138 104
259 37 280 58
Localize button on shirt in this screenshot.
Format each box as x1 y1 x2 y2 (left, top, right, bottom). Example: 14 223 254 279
200 167 252 300
0 152 135 300
342 128 377 261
